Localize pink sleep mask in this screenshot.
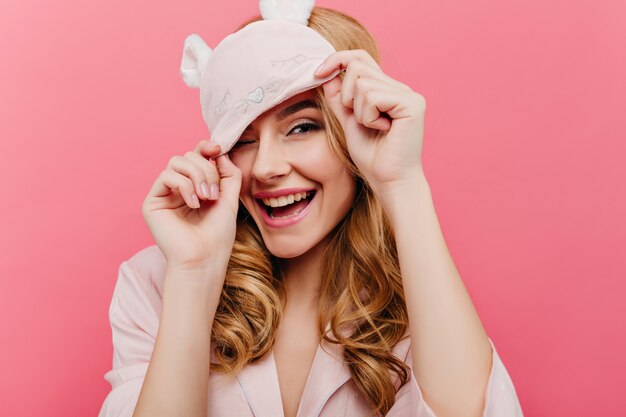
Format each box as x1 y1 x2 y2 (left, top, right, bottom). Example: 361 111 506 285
180 19 341 155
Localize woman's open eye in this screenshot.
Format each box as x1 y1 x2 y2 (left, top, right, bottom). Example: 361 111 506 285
288 121 321 135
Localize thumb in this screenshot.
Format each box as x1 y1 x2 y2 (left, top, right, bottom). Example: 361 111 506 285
215 153 242 202
322 76 351 128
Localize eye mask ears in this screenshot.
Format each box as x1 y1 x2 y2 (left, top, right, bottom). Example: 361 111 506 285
180 6 341 155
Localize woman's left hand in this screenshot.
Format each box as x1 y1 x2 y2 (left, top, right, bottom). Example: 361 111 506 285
314 49 426 198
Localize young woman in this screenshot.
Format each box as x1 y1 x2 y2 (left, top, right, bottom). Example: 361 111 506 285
99 4 523 417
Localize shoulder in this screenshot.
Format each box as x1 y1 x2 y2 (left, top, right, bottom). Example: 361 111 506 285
103 245 168 391
110 244 168 321
125 244 167 284
120 244 167 292
391 329 413 364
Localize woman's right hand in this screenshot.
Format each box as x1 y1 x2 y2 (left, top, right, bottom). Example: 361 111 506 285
141 140 242 272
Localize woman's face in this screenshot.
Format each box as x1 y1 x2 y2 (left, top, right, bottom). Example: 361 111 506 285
228 90 357 259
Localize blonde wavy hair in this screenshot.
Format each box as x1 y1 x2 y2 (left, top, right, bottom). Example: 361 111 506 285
209 7 411 416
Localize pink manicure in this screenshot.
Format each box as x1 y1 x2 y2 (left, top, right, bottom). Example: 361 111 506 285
210 184 219 199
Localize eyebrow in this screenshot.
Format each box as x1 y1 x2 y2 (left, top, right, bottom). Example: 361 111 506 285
275 99 320 122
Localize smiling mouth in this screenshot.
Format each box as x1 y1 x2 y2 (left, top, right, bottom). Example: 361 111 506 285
258 191 316 219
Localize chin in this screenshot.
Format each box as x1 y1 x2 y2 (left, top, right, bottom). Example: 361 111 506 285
264 240 310 259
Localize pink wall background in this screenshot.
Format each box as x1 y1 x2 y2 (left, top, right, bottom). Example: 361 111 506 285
1 0 624 415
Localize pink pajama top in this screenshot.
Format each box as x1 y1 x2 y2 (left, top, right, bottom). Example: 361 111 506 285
98 245 524 417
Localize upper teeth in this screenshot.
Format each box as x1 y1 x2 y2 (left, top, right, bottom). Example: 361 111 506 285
262 192 309 207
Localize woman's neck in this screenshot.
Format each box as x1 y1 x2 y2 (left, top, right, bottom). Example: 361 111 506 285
279 236 330 310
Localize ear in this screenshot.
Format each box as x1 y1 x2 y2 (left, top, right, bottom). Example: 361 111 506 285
180 34 213 88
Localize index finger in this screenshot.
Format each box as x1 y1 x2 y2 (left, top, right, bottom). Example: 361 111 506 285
193 140 222 163
314 49 381 78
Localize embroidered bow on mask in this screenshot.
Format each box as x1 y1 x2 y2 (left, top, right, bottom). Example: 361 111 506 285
180 0 342 155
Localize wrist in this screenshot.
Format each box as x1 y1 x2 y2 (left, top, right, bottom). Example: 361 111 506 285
377 167 429 205
165 259 228 286
163 266 226 313
378 170 432 229
166 252 230 273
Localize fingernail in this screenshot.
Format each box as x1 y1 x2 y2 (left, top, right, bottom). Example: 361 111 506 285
191 193 200 208
200 181 209 198
314 62 326 76
209 183 219 200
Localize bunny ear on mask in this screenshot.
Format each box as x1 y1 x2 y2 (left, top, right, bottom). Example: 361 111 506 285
259 0 315 25
180 34 213 88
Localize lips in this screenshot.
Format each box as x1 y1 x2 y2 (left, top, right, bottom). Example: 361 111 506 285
254 190 317 228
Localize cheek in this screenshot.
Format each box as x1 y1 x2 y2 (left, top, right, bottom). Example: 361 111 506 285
229 151 247 172
290 139 344 178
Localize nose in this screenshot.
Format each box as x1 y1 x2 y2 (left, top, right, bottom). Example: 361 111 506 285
250 134 291 182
